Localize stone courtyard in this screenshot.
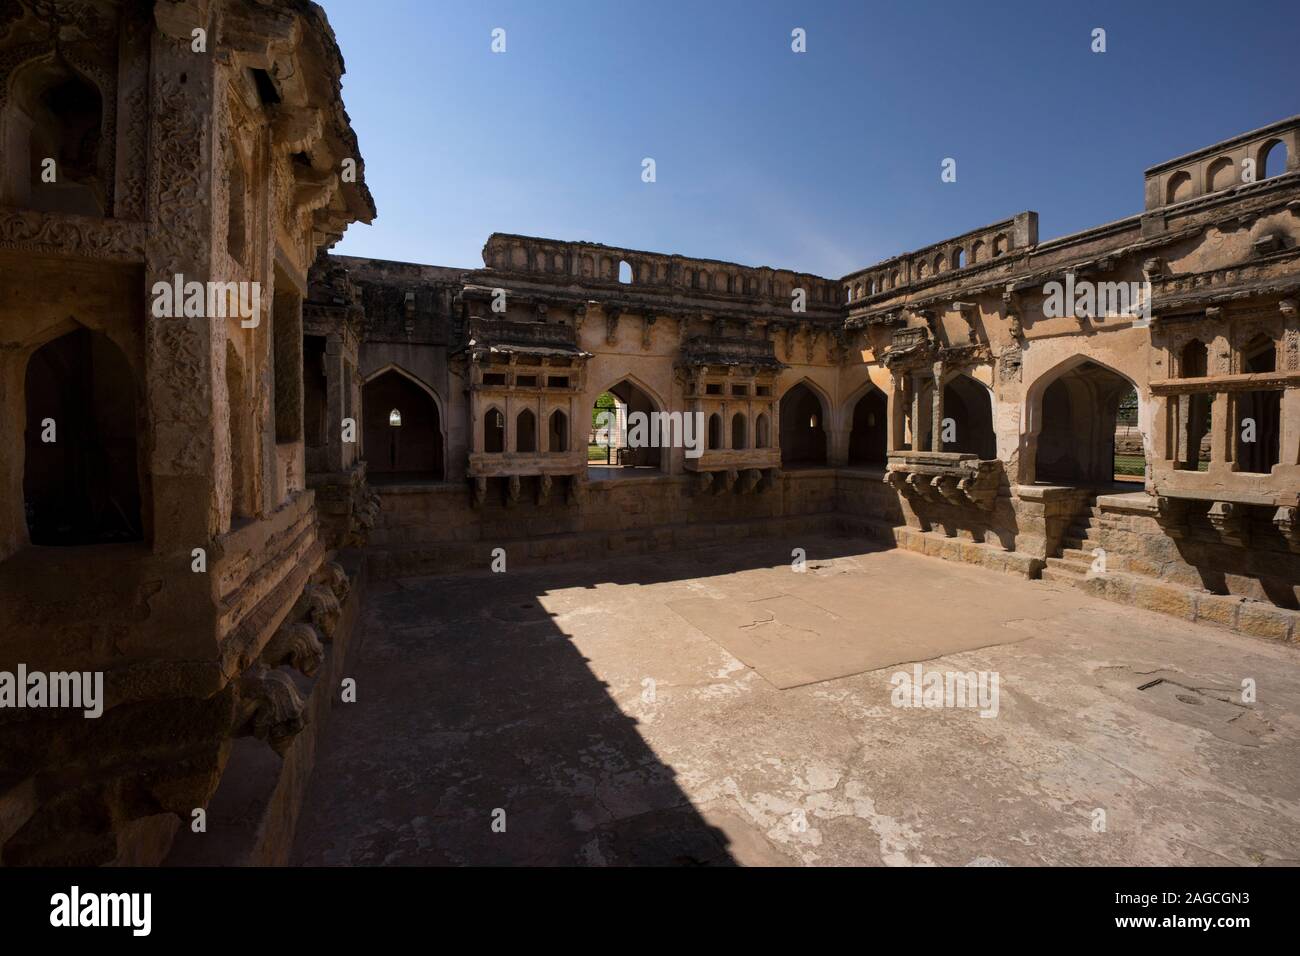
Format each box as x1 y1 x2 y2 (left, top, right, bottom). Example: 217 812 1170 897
1 1 1297 869
292 537 1300 867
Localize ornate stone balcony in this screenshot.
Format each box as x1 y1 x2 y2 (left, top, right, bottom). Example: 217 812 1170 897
883 451 1001 510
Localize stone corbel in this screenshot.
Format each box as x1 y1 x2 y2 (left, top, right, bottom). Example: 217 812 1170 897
958 475 998 510
738 468 761 494
274 109 325 157
566 474 585 505
235 667 306 757
693 471 715 495
1142 257 1166 282
953 301 979 344
471 476 487 509
537 473 552 505
506 475 522 508
1273 506 1299 550
605 306 622 346
572 302 587 332
1002 286 1022 339
1207 501 1248 546
641 314 656 350
403 291 416 335
304 584 341 642
261 622 324 678
1155 496 1189 539
803 324 817 363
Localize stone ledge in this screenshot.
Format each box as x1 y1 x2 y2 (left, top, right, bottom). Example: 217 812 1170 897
1051 566 1298 644
164 549 367 866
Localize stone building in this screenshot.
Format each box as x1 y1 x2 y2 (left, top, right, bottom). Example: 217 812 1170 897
0 0 374 865
337 117 1299 639
0 0 1296 869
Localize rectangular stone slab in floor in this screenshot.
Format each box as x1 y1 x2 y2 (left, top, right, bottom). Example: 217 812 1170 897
670 582 1045 686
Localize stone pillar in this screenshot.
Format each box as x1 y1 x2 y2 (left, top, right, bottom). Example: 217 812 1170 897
910 372 926 452
887 374 906 453
144 27 222 553
324 331 345 472
930 361 945 452
1208 391 1231 474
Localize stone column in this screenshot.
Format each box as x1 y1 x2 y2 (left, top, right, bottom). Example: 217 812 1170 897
1208 391 1231 473
144 27 222 553
324 331 345 472
930 361 945 452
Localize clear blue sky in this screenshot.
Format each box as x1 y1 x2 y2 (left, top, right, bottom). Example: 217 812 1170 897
325 0 1300 278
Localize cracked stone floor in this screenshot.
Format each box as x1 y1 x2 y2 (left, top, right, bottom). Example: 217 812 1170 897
291 536 1300 866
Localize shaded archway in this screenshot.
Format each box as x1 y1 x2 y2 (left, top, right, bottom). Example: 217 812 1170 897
780 381 828 465
1032 360 1135 484
941 375 996 460
24 326 141 545
548 409 569 452
516 408 537 453
731 412 747 450
847 386 887 465
588 377 665 472
362 369 443 480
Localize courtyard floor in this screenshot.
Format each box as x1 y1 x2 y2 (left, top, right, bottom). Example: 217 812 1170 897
292 536 1300 866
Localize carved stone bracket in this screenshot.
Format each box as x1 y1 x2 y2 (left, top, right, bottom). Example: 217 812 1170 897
641 314 656 350
235 667 306 757
605 306 622 345
506 475 521 508
1155 496 1190 539
884 452 1000 510
1206 501 1249 546
471 476 487 509
566 474 585 505
953 301 980 344
537 472 552 505
1273 506 1300 550
261 622 324 678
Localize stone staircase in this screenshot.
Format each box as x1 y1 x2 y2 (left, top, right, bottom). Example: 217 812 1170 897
1039 500 1298 643
1041 507 1104 584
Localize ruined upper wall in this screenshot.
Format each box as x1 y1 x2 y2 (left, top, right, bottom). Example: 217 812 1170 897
479 232 843 314
1143 114 1299 215
840 213 1038 306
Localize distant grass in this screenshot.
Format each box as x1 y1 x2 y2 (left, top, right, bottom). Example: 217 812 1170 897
1114 454 1207 476
588 443 612 462
1113 454 1146 476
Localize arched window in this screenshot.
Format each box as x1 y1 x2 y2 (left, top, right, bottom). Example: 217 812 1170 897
731 412 747 450
548 409 568 452
934 253 946 273
516 408 537 452
1180 340 1207 378
1260 139 1289 179
24 326 141 545
755 413 770 449
952 248 965 269
5 59 105 215
971 240 984 264
618 260 632 284
707 413 722 451
484 407 505 453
